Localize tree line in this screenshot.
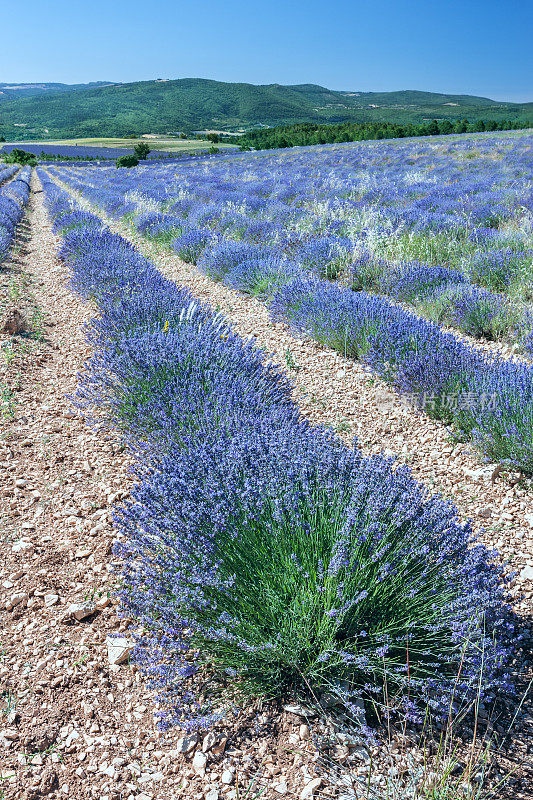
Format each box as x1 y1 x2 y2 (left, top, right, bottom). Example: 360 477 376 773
237 118 533 150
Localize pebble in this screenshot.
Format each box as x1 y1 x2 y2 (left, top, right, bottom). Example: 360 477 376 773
202 731 219 752
105 636 133 665
192 750 207 776
175 733 198 754
300 777 323 798
221 769 234 785
44 593 60 607
283 703 317 718
6 592 27 611
67 601 96 620
299 724 310 740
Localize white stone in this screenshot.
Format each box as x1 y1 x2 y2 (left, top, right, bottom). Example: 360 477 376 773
106 636 133 665
301 778 323 799
202 731 218 752
192 750 207 775
283 703 317 718
175 733 198 754
221 769 234 785
6 592 27 610
44 593 60 607
12 540 33 554
68 602 95 621
520 565 533 582
299 724 310 740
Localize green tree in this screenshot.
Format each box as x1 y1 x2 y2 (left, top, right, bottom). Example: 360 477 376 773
4 148 35 165
133 142 151 159
206 133 219 143
116 155 139 168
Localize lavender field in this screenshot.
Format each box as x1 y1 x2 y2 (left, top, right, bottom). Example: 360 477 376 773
49 131 533 471
1 132 531 800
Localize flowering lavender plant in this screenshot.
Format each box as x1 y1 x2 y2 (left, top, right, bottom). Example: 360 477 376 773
171 226 211 263
385 263 467 302
0 168 31 263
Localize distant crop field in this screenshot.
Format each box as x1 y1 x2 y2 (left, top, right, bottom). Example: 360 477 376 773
0 137 238 159
49 137 238 152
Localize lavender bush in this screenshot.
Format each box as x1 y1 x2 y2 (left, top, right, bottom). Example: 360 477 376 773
0 167 31 263
468 247 525 291
349 250 389 292
171 226 212 264
418 283 532 342
385 263 467 302
224 256 304 297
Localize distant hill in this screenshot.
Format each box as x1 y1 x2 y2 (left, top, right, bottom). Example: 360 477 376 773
0 82 114 100
0 78 531 140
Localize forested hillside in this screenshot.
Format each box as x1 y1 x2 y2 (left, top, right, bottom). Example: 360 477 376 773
1 78 531 139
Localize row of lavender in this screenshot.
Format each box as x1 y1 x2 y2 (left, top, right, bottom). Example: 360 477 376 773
46 135 533 473
48 131 533 348
0 165 19 186
39 168 518 733
0 167 31 263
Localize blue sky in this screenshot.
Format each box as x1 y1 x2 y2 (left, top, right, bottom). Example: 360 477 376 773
1 0 531 102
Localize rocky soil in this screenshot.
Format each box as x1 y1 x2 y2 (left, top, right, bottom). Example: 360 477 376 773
0 173 531 800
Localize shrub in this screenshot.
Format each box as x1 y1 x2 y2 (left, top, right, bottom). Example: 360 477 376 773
133 142 151 160
469 247 526 290
224 256 303 297
117 423 514 730
385 263 467 302
349 250 389 292
419 283 531 342
135 212 184 243
171 227 211 264
3 148 35 165
116 155 140 168
198 240 265 281
294 237 348 280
